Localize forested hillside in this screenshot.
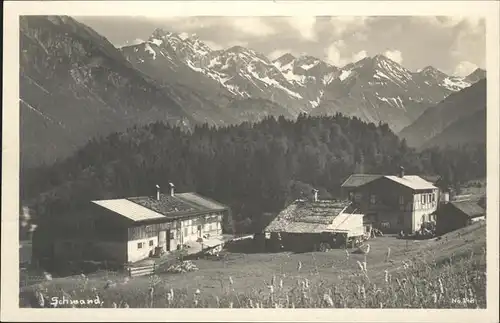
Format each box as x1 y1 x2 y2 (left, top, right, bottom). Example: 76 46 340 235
22 114 486 233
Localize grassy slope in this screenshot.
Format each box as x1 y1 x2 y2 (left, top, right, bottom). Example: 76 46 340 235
20 222 486 308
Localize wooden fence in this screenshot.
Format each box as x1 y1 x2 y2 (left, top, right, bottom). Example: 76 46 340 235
126 263 156 277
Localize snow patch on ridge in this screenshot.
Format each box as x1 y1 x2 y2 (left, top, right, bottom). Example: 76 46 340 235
144 43 156 60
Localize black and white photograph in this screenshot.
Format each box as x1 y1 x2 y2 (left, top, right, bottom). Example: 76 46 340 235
2 1 499 322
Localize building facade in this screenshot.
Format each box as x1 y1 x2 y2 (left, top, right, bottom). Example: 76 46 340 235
48 189 230 264
341 172 439 233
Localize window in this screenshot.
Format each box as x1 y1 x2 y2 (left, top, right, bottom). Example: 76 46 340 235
170 230 176 239
399 195 404 205
421 194 424 204
184 228 188 237
370 194 377 205
354 193 362 203
137 242 144 249
149 240 154 247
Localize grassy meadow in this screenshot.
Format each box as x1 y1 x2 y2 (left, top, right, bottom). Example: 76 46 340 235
19 221 486 309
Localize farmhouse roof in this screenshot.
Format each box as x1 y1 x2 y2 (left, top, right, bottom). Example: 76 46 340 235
92 192 228 222
343 173 437 191
264 199 359 234
341 174 382 188
384 175 437 190
449 200 485 218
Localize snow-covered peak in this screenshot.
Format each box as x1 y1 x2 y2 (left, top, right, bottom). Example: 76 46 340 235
150 28 177 40
418 66 447 79
294 55 321 71
148 29 183 51
346 54 413 87
273 53 296 68
338 69 354 82
143 27 214 66
372 54 389 62
440 76 471 91
226 45 249 54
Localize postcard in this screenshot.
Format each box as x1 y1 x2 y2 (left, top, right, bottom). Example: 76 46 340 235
2 1 499 322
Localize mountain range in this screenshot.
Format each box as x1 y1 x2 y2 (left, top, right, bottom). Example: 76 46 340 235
399 78 486 149
20 15 486 168
121 28 485 132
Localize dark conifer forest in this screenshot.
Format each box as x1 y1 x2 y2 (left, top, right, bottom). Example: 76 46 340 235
21 114 486 234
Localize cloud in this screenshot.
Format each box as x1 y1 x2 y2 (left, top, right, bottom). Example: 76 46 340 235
352 31 368 41
334 39 346 48
226 40 250 48
203 40 224 50
384 49 403 64
268 49 293 60
351 50 368 62
416 16 484 30
454 61 478 77
325 40 347 66
330 16 369 36
286 17 317 41
229 17 276 37
325 40 369 67
325 45 342 66
203 39 249 51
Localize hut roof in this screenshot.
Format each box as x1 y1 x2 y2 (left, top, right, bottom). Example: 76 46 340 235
449 200 485 218
264 200 355 233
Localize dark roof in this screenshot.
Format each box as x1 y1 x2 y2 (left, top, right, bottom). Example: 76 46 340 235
264 199 354 233
92 192 229 222
128 193 228 216
449 200 485 218
341 174 382 188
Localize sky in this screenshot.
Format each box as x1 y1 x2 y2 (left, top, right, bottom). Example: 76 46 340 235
75 16 486 76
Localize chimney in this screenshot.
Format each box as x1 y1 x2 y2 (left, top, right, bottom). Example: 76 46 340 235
398 166 405 178
155 184 160 201
169 182 175 197
312 189 319 202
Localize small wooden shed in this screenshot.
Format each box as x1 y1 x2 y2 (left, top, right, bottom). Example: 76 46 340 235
435 198 486 235
263 199 365 252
